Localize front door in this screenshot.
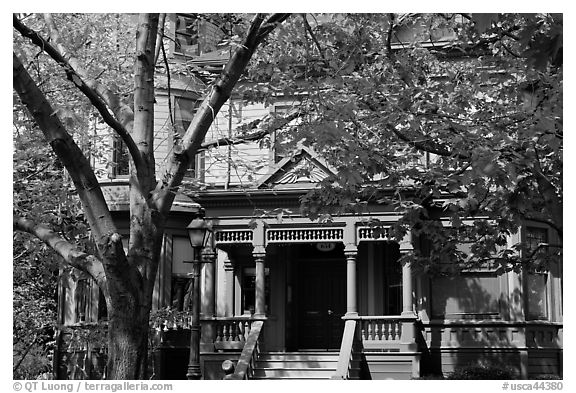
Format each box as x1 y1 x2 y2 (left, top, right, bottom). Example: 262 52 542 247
294 245 346 350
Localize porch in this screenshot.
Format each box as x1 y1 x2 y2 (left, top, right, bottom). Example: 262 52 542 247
151 313 421 380
150 314 562 379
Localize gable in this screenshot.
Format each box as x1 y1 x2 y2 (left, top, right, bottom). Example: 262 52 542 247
256 145 337 189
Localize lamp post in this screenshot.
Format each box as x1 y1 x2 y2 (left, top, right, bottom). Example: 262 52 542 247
185 216 211 380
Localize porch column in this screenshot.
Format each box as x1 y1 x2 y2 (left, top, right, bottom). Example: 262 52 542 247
344 247 358 317
400 234 415 317
401 261 414 316
200 249 216 351
201 249 216 317
223 255 234 317
253 246 267 317
399 233 418 359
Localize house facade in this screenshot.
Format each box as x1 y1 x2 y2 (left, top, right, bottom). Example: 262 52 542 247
54 14 563 380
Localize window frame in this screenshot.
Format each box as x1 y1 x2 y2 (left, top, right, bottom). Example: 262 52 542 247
523 225 552 321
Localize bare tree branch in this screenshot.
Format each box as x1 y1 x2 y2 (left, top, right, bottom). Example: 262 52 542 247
360 98 470 159
200 110 304 151
301 14 325 60
154 13 166 66
256 14 291 42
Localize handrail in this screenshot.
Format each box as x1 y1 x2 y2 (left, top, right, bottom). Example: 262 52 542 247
354 315 417 321
331 319 357 380
229 320 264 380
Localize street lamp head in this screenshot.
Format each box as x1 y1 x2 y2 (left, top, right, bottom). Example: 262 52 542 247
186 216 211 250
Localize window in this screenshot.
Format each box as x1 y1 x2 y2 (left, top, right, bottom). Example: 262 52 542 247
526 226 548 250
74 279 90 323
525 226 549 320
174 96 205 180
171 277 192 312
431 275 502 319
240 267 270 315
175 14 199 56
110 137 129 177
174 96 199 135
98 288 108 321
526 273 548 320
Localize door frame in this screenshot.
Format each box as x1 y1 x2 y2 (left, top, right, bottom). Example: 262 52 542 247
288 244 346 350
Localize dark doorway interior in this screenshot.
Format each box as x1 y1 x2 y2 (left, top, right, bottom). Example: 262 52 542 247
289 243 346 350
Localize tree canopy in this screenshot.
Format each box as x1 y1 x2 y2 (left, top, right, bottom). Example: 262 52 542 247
12 13 561 379
242 13 562 274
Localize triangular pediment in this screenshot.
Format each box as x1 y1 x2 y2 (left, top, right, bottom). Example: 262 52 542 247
256 145 337 189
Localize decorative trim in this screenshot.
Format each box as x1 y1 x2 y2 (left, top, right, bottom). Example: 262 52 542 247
214 230 253 244
266 227 344 243
357 226 392 241
275 158 328 184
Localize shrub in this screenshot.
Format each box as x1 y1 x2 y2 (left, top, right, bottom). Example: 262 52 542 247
447 362 515 380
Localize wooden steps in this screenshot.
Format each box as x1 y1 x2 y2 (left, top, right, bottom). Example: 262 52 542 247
251 351 361 380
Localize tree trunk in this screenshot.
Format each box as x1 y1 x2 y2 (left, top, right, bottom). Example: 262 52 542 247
13 13 290 381
107 305 150 380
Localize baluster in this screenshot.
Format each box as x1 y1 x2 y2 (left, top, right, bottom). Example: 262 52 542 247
223 324 229 341
233 321 240 342
227 322 233 341
396 321 402 340
215 323 223 342
384 321 390 340
367 320 374 340
392 321 399 341
243 321 250 341
374 320 381 341
238 321 245 342
361 322 367 341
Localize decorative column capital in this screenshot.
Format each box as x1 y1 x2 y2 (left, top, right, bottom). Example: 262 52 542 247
344 245 358 258
252 245 266 259
223 256 234 271
201 248 217 263
399 231 413 254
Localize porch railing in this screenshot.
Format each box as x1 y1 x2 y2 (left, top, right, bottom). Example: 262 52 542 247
331 319 358 379
152 314 265 351
228 320 265 380
212 316 261 351
356 315 419 351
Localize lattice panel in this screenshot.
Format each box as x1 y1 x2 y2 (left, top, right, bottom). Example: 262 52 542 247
266 228 344 243
214 230 253 244
357 226 391 241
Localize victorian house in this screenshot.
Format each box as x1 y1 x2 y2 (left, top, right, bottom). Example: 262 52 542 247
55 14 563 380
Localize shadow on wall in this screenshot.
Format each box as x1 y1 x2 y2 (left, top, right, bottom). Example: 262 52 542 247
421 273 530 378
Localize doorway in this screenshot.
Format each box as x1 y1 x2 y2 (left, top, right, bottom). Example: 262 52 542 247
290 244 346 350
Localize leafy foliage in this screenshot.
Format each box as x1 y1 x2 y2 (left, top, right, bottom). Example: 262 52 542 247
246 13 562 273
447 361 516 380
13 13 136 379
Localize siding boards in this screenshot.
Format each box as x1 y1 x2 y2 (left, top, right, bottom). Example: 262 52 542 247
528 349 562 377
363 353 418 380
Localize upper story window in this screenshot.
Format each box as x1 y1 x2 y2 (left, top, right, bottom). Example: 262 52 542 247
110 137 129 178
173 96 205 181
526 226 548 250
174 96 199 135
175 14 200 57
